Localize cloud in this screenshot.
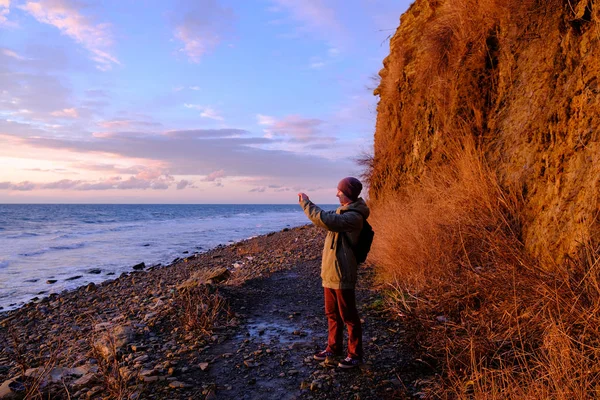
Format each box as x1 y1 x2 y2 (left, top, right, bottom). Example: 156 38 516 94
98 119 162 130
1 181 36 191
256 114 325 142
0 174 179 192
171 0 235 63
184 104 224 121
51 107 78 118
5 126 354 183
202 169 225 182
0 0 9 25
249 186 266 193
176 179 193 190
256 114 276 126
309 60 325 69
268 0 344 46
2 48 26 60
40 179 82 189
20 0 119 70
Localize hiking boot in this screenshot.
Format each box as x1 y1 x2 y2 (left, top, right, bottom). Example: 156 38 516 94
313 350 335 361
338 356 362 369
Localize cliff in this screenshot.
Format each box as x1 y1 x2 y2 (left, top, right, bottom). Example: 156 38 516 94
372 0 600 267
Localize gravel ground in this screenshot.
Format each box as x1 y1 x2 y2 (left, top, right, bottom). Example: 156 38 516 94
0 225 432 399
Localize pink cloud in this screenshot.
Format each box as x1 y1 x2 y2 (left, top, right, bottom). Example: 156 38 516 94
257 114 324 142
2 48 26 60
51 107 78 118
184 104 224 121
202 169 225 182
21 0 119 70
172 0 235 63
0 0 9 25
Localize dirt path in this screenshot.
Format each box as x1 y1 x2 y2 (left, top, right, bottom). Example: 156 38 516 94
194 259 417 399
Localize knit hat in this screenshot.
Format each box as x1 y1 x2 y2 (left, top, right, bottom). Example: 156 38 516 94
337 177 362 201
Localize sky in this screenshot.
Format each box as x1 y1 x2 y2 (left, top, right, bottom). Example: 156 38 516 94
0 0 412 204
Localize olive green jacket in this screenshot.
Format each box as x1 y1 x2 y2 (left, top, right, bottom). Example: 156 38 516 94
300 198 370 289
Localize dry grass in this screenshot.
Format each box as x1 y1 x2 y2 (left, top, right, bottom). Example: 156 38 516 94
7 327 66 399
174 285 230 336
369 138 600 398
89 326 141 400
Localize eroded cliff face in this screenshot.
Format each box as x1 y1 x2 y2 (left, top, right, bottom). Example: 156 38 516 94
372 0 600 266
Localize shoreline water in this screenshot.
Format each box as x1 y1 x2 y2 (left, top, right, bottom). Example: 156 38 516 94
0 204 336 311
0 224 304 314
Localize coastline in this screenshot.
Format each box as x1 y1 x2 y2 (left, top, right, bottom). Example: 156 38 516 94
0 225 421 399
0 225 325 398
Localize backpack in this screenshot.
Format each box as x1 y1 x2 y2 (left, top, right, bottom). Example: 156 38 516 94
345 210 375 264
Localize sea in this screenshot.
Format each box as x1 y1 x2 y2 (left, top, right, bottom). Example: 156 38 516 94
0 204 336 311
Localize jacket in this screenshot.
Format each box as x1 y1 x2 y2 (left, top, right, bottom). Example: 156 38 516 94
300 198 370 289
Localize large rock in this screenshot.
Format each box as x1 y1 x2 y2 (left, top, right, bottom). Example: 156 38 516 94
93 324 135 360
177 267 230 290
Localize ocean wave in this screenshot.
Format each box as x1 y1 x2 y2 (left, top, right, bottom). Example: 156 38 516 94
49 242 85 251
6 232 41 239
19 242 85 257
0 261 8 268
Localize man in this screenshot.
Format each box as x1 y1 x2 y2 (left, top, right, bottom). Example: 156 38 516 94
298 177 370 369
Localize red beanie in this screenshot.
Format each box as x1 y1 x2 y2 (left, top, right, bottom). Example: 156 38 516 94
337 177 362 201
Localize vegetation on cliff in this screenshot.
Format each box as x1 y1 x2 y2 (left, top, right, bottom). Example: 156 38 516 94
369 0 600 397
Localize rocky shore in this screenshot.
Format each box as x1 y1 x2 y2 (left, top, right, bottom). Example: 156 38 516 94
0 225 430 399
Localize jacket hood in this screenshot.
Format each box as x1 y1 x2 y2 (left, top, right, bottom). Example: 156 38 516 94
338 197 370 219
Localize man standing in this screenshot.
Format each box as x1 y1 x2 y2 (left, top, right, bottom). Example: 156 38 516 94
298 177 370 369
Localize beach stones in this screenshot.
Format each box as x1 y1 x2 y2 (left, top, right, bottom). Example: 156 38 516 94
132 262 146 270
46 279 57 284
93 324 135 360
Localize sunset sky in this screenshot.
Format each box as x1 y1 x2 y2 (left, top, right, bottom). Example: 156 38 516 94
0 0 411 204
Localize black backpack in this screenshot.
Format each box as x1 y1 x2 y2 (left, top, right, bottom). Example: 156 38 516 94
345 210 375 264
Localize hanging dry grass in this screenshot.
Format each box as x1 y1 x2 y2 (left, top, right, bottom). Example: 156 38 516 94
369 136 600 398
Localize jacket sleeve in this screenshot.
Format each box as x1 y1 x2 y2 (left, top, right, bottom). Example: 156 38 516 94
300 200 362 233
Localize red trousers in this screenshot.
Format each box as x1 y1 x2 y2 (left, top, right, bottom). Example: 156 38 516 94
324 287 363 359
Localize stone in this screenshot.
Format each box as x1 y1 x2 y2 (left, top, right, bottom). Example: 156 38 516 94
86 386 103 398
71 373 97 389
199 363 209 371
0 378 21 399
168 381 190 389
88 269 102 274
93 324 135 360
132 262 146 270
206 267 231 284
46 280 57 284
133 355 149 363
66 275 83 281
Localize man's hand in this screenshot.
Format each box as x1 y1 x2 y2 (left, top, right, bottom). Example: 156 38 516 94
298 192 309 202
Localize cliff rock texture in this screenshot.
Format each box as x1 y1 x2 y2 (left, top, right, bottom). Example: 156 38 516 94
372 0 600 266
